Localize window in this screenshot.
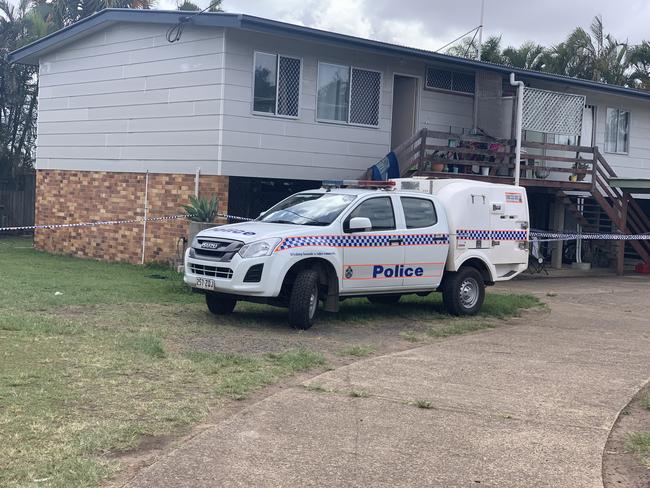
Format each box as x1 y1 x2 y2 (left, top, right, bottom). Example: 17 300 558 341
317 62 381 126
253 52 301 117
345 197 395 232
605 108 629 154
259 193 355 226
425 67 475 94
401 197 437 229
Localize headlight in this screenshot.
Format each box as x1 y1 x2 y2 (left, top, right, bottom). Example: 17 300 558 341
238 238 282 259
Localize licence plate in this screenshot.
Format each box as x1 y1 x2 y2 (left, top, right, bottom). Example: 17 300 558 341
195 277 217 290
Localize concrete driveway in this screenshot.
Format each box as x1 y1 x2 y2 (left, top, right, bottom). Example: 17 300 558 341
125 276 650 488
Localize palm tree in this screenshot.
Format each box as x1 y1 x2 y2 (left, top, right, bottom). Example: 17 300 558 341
548 15 628 84
502 42 546 71
627 41 650 90
446 34 503 63
31 0 157 32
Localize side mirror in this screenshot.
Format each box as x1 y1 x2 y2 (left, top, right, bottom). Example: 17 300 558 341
348 217 372 232
258 211 266 218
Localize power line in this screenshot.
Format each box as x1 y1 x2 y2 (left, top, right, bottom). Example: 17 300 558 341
166 0 222 43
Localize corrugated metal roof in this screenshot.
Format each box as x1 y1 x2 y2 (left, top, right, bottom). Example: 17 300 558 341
9 8 650 101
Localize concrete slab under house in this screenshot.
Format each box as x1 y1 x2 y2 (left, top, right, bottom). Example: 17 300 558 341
9 9 650 270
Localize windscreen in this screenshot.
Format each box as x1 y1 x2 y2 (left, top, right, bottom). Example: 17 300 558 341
258 193 356 226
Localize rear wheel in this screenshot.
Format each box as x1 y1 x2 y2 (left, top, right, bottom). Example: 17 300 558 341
205 293 237 315
442 267 485 316
367 294 401 305
288 269 319 330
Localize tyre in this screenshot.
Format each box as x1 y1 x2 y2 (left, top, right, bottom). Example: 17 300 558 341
288 269 319 330
442 267 485 316
367 294 401 305
205 293 237 315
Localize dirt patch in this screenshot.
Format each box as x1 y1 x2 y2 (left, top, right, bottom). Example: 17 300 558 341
603 382 650 488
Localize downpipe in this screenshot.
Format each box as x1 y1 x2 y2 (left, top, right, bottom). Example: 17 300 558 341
510 73 524 186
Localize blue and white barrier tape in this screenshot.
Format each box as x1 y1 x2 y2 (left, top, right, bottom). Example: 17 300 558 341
0 213 646 241
0 215 185 232
0 212 253 232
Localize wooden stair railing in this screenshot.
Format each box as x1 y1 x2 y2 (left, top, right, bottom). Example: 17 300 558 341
591 148 650 265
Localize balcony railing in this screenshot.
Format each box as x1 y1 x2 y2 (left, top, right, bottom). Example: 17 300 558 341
394 128 596 190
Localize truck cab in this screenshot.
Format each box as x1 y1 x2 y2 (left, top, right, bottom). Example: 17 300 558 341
184 179 529 329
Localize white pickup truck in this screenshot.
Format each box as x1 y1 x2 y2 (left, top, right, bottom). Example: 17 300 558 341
184 178 529 329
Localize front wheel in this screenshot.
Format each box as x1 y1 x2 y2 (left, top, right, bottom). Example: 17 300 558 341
288 269 320 330
205 293 237 315
442 267 485 316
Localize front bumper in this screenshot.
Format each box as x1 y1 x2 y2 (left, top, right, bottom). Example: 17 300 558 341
183 249 279 297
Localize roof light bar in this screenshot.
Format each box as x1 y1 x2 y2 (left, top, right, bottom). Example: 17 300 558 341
321 180 396 189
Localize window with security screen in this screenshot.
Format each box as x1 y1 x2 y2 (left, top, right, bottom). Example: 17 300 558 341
317 62 382 127
425 67 475 95
253 52 301 117
350 68 381 126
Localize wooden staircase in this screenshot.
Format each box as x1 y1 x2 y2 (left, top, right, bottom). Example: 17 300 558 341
591 149 650 269
371 129 650 271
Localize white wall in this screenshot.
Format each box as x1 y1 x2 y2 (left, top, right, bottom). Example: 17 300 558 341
34 22 474 179
219 29 474 180
36 23 225 174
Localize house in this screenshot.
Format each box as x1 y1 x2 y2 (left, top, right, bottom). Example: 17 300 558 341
9 9 650 268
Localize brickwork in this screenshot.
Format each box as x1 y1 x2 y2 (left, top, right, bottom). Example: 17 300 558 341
34 170 229 264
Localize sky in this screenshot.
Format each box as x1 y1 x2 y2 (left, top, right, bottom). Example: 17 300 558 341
155 0 650 51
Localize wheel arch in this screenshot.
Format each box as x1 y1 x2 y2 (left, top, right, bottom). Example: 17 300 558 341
280 257 340 312
457 256 495 285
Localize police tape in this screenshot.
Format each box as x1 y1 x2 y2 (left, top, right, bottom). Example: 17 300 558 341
0 212 253 232
0 213 647 241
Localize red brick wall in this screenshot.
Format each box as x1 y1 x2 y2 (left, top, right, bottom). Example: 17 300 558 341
34 170 229 264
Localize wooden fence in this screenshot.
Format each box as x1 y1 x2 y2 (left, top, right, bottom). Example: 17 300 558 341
0 173 36 230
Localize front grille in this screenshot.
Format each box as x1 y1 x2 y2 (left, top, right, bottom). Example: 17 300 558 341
243 264 264 283
189 263 233 279
193 238 243 262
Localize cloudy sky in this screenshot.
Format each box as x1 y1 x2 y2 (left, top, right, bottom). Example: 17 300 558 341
157 0 650 51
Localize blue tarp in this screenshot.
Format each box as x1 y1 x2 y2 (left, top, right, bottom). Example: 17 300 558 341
370 151 400 181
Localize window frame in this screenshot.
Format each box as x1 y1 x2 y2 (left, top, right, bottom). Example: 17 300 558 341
252 50 302 119
342 196 396 233
400 197 438 229
424 66 475 97
604 106 630 155
316 61 383 128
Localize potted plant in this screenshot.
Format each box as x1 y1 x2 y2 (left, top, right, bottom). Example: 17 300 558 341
182 194 219 243
570 157 589 182
426 152 446 172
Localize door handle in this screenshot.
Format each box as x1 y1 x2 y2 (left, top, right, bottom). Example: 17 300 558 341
389 237 403 245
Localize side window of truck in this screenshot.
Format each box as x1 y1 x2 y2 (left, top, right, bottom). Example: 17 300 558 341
401 197 437 229
344 197 395 232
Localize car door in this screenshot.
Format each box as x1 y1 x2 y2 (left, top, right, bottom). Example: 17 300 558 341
341 195 406 291
400 196 449 288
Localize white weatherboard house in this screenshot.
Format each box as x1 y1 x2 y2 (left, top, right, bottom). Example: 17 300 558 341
9 9 650 268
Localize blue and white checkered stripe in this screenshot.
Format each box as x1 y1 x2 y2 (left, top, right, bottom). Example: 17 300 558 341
530 231 650 241
277 233 449 251
402 234 449 245
457 229 528 241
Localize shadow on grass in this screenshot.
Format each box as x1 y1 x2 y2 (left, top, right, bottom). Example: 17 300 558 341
208 292 542 331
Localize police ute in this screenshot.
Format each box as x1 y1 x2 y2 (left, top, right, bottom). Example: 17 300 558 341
184 178 529 329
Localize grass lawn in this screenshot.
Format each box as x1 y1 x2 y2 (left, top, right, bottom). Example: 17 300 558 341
0 236 541 487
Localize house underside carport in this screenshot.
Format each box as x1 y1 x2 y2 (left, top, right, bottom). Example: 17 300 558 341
376 128 650 274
